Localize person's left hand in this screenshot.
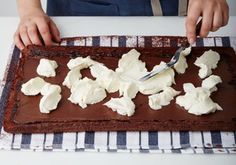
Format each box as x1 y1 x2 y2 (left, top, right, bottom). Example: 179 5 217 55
186 0 229 44
14 7 60 50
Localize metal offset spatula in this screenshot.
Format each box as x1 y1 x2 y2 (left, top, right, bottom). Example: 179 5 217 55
139 18 202 81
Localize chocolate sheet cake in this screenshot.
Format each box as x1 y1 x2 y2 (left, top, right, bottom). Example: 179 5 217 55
3 45 236 133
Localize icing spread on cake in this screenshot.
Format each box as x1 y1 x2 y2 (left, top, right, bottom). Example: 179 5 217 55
138 62 175 95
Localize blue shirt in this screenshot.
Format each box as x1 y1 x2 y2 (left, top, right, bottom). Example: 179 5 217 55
47 0 188 16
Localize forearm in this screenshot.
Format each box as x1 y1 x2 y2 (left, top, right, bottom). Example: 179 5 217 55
17 0 43 18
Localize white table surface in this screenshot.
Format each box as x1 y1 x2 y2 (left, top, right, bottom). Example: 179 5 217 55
0 16 236 165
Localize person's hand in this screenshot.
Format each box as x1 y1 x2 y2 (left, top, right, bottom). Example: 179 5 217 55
186 0 229 44
14 8 60 50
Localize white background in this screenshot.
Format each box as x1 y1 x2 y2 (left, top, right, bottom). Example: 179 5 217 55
0 0 47 16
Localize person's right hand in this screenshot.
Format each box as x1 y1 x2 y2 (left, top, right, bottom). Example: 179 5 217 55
186 0 229 44
14 8 60 50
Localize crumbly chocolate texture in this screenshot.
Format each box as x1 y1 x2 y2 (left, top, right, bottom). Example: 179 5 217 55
3 45 236 133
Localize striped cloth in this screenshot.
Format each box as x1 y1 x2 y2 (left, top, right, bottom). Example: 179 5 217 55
0 36 236 154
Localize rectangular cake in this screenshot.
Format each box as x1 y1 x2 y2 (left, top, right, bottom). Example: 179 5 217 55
3 45 236 133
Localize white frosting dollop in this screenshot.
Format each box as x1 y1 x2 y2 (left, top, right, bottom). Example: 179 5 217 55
67 56 97 70
40 83 61 95
39 83 62 114
174 46 192 74
36 59 58 77
62 67 82 89
116 49 147 81
138 62 175 95
182 46 192 55
194 49 220 79
68 78 107 108
63 56 102 89
90 64 120 93
104 96 135 116
148 87 180 110
21 77 61 113
119 81 139 99
176 83 222 115
21 77 46 96
90 63 108 78
202 75 222 93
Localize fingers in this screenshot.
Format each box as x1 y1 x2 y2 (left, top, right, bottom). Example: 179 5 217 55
36 21 52 46
14 30 24 50
202 2 229 34
222 3 229 26
185 7 201 44
19 26 32 46
212 10 222 32
49 20 61 42
14 18 60 50
27 23 42 45
14 23 42 50
200 9 213 37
